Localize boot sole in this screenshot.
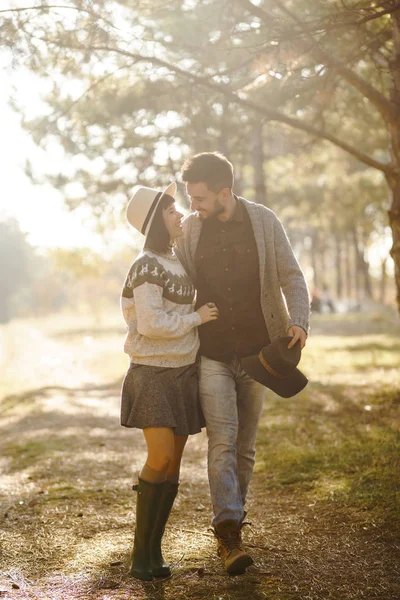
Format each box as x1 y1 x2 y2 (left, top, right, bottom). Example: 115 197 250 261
152 567 172 578
226 554 253 575
129 568 153 581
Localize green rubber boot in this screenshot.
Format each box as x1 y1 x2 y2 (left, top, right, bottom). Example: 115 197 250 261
130 478 163 581
150 481 179 578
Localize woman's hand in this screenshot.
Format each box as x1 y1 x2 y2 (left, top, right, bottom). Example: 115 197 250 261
196 302 219 324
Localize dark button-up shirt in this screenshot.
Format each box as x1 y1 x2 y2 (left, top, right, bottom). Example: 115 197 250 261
195 197 270 363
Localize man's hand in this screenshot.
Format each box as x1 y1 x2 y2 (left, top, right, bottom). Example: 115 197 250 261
287 325 307 350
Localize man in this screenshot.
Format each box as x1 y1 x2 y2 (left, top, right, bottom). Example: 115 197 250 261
175 152 309 575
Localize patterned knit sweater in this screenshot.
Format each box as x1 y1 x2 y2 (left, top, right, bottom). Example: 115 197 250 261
121 249 201 367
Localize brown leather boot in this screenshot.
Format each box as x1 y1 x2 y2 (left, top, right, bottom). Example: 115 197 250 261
213 519 253 575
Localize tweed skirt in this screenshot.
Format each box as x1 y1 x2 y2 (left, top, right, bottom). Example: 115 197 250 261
120 360 205 436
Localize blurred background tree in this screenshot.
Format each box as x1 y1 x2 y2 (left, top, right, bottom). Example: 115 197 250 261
0 222 133 322
2 0 399 315
0 219 33 323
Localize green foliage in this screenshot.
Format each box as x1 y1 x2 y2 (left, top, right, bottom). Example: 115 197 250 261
4 0 394 212
3 0 398 303
49 247 107 279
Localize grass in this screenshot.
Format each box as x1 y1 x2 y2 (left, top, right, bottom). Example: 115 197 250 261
255 311 400 532
257 398 399 524
1 309 400 600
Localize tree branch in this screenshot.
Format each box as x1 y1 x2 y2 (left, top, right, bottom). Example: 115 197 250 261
0 4 121 34
336 3 400 27
28 61 138 136
237 0 398 125
0 5 88 14
290 3 400 34
56 42 392 176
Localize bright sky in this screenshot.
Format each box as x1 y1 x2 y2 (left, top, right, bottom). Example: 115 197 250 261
0 58 186 256
0 69 109 252
0 33 147 256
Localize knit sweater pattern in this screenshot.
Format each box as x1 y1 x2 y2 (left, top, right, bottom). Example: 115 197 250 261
121 249 201 367
175 198 310 343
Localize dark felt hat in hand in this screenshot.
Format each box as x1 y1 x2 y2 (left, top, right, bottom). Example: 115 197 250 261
241 336 308 398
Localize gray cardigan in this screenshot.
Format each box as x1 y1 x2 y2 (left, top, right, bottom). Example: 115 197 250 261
175 197 310 342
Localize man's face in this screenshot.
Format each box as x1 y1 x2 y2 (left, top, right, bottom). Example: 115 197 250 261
186 182 224 221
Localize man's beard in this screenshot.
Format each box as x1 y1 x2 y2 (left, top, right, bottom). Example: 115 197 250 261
197 199 224 220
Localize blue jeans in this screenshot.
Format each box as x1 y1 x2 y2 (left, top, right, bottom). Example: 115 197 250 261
199 355 266 526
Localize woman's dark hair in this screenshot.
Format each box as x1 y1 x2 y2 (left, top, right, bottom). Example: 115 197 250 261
144 193 175 253
181 151 234 192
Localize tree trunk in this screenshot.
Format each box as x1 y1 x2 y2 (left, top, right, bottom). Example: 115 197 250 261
352 224 368 302
359 230 373 300
388 11 400 315
388 178 400 311
345 231 353 300
334 228 343 299
362 254 373 300
252 119 267 205
380 257 388 304
320 229 327 284
311 230 320 290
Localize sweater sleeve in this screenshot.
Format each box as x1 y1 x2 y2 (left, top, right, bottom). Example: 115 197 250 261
134 282 202 339
273 215 310 333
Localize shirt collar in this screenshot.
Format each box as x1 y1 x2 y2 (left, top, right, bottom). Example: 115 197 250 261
230 195 245 222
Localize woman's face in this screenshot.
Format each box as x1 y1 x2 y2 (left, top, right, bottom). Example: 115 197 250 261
163 202 184 241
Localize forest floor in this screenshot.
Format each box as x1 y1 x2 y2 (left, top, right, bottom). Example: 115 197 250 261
1 308 399 600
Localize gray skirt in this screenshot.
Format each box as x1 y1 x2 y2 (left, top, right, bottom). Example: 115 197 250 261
120 359 205 436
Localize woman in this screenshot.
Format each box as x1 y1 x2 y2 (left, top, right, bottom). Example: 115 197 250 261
120 182 218 581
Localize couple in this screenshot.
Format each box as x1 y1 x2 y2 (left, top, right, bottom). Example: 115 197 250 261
120 152 310 581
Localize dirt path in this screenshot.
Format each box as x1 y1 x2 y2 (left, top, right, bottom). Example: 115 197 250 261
1 314 399 600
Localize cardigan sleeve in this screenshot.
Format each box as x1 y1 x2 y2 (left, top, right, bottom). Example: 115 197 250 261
272 215 310 333
174 217 192 277
134 282 202 339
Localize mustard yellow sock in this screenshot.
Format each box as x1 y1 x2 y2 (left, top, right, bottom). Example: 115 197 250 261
139 463 167 483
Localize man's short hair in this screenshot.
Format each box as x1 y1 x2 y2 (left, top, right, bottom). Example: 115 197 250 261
181 152 234 192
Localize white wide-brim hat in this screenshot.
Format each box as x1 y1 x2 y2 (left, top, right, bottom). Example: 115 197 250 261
126 181 177 236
